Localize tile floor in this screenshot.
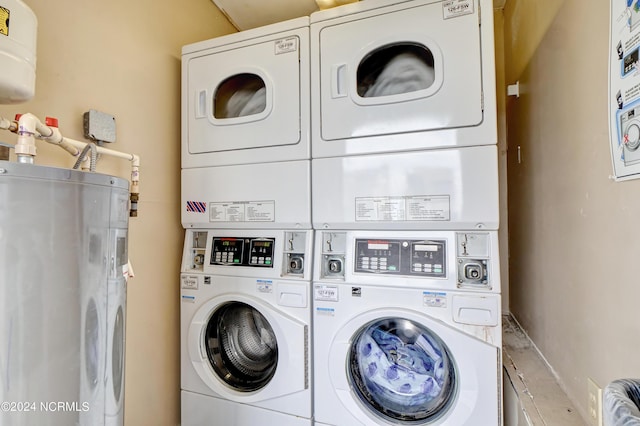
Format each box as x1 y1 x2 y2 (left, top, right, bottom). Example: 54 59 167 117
502 315 588 426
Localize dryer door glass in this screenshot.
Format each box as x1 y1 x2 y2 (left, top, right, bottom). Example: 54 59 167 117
348 318 457 423
204 302 278 391
357 43 435 98
214 73 266 119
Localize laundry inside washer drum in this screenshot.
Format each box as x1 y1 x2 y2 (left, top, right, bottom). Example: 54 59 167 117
348 318 457 422
206 302 278 391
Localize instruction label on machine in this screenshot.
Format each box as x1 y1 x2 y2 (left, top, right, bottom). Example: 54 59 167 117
355 195 450 222
209 201 275 223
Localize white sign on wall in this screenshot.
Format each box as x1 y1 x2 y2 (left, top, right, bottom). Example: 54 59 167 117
609 0 640 180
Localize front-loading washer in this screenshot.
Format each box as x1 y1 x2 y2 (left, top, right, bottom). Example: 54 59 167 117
180 229 313 426
313 285 502 426
182 17 310 168
310 0 497 158
312 145 499 231
312 230 502 426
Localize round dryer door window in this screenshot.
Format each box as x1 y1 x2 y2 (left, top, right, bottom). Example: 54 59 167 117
204 302 278 392
214 73 267 119
357 43 436 98
348 318 457 423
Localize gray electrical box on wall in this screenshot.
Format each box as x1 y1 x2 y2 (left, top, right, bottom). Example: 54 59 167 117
83 109 116 143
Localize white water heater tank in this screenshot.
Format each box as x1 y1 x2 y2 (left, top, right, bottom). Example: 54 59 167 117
0 0 36 104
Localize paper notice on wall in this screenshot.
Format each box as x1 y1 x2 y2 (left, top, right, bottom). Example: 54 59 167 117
609 1 640 180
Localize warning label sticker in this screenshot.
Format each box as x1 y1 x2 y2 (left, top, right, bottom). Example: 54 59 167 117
0 7 9 36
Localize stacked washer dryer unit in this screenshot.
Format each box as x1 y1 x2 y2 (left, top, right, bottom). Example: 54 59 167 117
180 17 314 426
309 0 503 425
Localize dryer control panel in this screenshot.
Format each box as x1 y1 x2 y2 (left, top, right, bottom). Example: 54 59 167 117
211 237 275 267
354 238 446 278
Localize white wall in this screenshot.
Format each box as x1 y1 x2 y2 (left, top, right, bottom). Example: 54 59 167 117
0 1 235 424
503 0 640 422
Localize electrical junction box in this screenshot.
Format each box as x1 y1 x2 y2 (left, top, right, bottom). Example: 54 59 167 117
83 109 116 143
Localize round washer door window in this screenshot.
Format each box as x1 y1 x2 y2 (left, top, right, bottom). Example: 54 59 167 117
204 302 278 392
84 298 100 392
348 318 457 423
111 305 125 404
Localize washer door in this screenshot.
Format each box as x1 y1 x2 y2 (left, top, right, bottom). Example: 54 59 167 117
188 294 308 402
348 318 456 423
205 301 278 391
327 308 500 425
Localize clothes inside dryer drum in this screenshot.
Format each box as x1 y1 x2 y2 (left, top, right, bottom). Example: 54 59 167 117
348 318 456 423
358 45 435 98
214 73 267 118
205 302 278 391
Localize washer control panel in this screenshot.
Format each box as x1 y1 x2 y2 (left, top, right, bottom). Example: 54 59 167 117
210 237 274 267
354 238 446 278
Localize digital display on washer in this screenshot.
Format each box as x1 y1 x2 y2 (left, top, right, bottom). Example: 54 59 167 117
354 238 446 278
249 239 274 266
210 237 274 267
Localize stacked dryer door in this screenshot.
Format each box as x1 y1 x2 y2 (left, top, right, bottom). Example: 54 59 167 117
312 230 502 426
182 16 310 168
181 16 311 230
310 0 497 157
180 229 313 426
